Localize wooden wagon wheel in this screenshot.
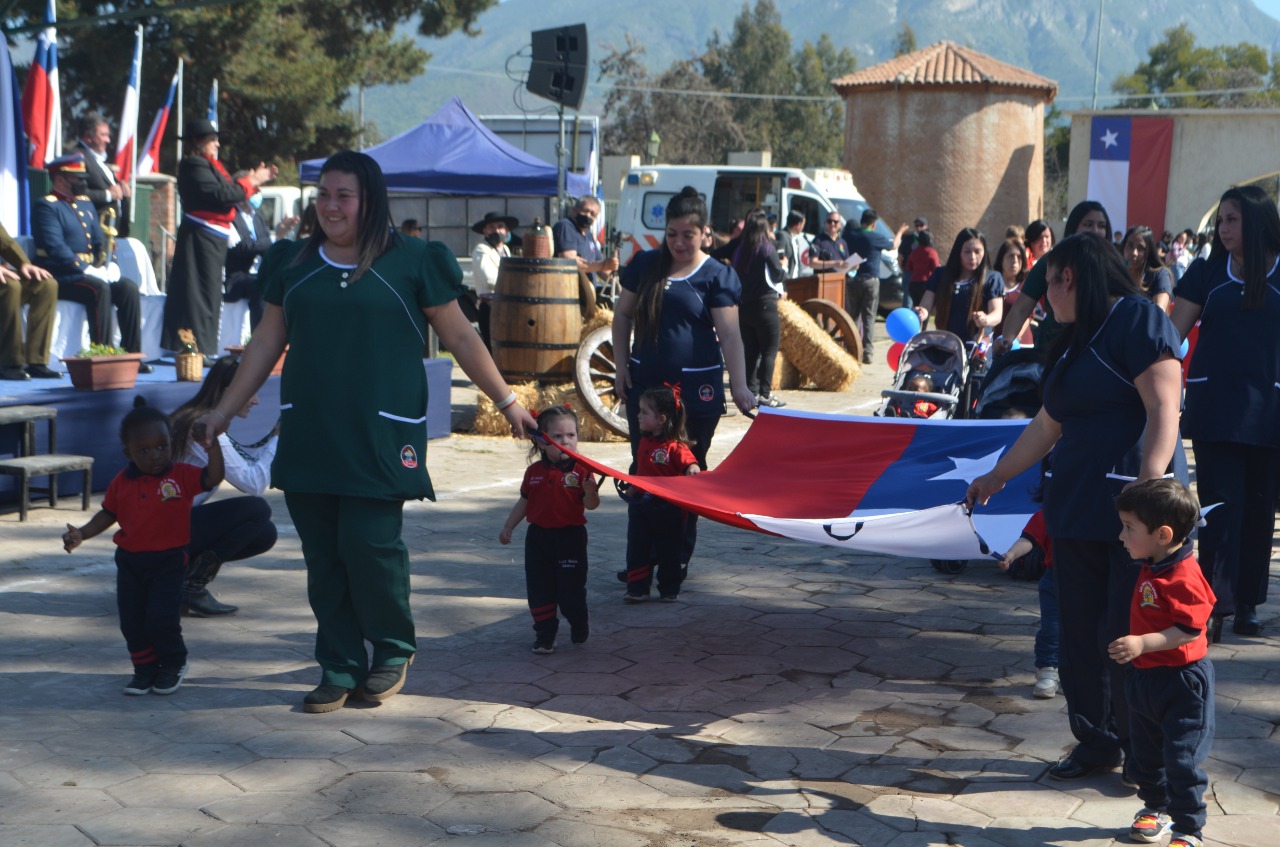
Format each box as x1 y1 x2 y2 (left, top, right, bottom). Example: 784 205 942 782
800 298 862 363
577 269 598 321
573 326 629 437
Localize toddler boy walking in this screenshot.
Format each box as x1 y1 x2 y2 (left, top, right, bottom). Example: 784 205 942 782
1108 479 1214 847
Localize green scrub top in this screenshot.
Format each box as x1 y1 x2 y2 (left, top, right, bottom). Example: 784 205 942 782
260 235 464 501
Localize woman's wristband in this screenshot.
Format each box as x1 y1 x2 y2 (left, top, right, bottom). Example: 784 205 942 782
494 391 518 411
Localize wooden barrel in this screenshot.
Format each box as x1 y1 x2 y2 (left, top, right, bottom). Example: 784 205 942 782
491 257 583 383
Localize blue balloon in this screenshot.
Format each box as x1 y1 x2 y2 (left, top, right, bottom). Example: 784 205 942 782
1180 338 1189 357
886 308 921 344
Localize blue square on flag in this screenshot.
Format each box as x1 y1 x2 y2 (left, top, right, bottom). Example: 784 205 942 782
1090 116 1130 161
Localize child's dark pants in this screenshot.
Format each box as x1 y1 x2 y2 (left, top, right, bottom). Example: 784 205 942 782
1125 658 1214 838
116 547 188 671
525 525 588 640
626 499 685 596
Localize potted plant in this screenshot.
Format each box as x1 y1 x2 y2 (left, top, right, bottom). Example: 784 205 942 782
225 335 287 376
62 344 147 391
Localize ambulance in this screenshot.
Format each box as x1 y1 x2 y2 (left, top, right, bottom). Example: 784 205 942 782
615 165 844 267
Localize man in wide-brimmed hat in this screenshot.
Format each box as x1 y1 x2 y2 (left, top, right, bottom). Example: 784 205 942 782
470 211 519 349
162 117 277 362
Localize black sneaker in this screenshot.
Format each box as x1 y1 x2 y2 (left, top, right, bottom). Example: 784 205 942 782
660 593 680 603
623 592 649 603
123 667 157 696
531 640 556 654
303 684 352 713
360 661 410 702
152 663 188 695
570 624 589 645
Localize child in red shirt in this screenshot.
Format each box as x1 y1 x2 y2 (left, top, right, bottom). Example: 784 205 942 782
1109 479 1215 847
624 386 700 603
62 398 224 696
499 406 600 654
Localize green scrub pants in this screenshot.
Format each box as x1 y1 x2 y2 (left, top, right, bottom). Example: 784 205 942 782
285 492 416 689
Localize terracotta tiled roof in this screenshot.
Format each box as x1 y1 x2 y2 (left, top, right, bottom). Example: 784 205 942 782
832 41 1057 99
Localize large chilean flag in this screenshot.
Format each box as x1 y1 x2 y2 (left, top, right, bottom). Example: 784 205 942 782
1086 116 1174 236
1 35 29 236
20 0 60 169
563 409 1041 561
137 68 178 177
113 29 142 185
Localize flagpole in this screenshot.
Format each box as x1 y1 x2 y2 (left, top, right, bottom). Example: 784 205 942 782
129 24 141 223
176 59 184 164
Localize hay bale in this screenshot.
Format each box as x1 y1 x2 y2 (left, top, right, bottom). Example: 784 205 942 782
582 307 613 338
473 381 625 442
777 298 860 391
776 355 808 390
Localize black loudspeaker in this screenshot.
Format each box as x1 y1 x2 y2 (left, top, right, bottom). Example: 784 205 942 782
527 24 588 110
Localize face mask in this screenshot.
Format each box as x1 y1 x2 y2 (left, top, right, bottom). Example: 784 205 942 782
574 213 593 229
485 231 503 247
69 177 89 195
504 232 512 244
248 193 264 210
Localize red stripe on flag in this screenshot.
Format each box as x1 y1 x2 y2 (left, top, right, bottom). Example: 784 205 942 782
21 65 50 167
1127 118 1174 236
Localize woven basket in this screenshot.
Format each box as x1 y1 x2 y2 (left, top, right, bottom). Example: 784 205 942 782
175 353 203 382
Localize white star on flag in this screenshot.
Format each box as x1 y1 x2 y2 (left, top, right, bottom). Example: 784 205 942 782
927 448 1006 485
1101 129 1119 148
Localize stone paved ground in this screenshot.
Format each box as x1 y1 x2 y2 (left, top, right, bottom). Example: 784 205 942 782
1 353 1277 847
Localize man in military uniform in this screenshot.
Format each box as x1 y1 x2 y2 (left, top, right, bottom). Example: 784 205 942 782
0 221 59 380
32 153 149 371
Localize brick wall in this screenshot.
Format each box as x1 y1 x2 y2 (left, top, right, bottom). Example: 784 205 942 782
842 87 1046 253
138 174 177 289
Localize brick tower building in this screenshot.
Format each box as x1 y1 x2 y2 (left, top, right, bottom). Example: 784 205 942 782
832 42 1057 252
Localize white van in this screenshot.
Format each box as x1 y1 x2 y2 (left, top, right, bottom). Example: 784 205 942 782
616 165 838 266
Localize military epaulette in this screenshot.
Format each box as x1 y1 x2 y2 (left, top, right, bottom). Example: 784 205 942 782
75 195 91 201
43 193 57 202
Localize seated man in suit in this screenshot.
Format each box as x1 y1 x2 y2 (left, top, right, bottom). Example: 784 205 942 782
0 221 59 380
32 153 150 372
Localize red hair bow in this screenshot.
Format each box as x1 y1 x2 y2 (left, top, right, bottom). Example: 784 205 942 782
663 381 682 408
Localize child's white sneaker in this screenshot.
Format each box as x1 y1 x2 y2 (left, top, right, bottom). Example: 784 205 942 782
1129 808 1172 842
1033 666 1059 698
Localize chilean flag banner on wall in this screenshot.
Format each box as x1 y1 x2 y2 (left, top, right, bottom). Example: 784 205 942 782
562 409 1040 561
1086 116 1174 236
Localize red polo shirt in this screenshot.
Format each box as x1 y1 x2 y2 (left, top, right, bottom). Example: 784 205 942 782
1129 543 1216 669
636 436 698 477
520 459 591 529
102 463 208 553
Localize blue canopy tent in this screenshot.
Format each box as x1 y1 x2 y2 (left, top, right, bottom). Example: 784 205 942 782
299 97 589 197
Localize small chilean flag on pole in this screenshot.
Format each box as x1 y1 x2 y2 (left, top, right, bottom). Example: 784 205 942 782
1086 115 1174 236
113 26 142 186
137 68 178 176
20 0 61 168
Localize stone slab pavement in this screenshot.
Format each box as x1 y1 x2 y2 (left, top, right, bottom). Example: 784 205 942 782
1 351 1277 847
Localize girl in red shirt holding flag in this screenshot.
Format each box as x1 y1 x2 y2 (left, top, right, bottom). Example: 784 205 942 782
623 386 700 603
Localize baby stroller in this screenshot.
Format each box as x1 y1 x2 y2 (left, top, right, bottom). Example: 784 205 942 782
875 330 970 420
973 347 1044 419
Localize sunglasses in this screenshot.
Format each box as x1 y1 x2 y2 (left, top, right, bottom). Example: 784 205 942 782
826 219 841 225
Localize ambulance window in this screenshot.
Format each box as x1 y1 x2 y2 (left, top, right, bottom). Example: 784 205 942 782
642 193 675 229
787 194 826 238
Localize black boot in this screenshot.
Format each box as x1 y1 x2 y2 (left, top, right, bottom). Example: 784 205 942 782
183 587 239 617
1233 604 1262 636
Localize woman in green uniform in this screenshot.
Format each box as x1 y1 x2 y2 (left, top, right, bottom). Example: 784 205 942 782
194 151 535 713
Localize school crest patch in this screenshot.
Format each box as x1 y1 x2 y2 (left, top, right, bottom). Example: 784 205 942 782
563 471 581 488
699 384 714 402
400 445 418 469
158 479 181 501
1138 580 1160 609
651 447 670 466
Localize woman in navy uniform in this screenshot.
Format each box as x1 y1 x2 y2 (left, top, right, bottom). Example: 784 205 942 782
613 186 753 571
967 234 1182 783
1172 185 1280 638
195 151 535 713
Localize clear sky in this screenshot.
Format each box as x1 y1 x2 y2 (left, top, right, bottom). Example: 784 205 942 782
1254 0 1280 20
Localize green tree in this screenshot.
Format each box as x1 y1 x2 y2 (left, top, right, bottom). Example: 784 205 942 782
597 36 744 165
9 0 496 171
777 35 855 168
893 23 917 57
702 0 795 156
1112 23 1280 108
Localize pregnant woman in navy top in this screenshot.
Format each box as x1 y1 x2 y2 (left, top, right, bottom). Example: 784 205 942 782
967 234 1183 782
1172 184 1280 639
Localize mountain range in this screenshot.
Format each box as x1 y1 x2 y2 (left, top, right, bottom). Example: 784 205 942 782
363 0 1280 146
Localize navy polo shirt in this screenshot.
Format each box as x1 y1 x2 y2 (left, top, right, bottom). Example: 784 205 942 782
1041 296 1180 540
925 269 1006 338
621 250 741 418
1178 255 1280 447
1142 266 1173 301
809 232 849 265
552 218 602 265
